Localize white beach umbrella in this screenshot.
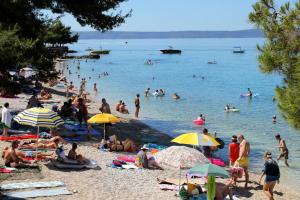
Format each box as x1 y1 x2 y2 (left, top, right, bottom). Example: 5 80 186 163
154 146 209 169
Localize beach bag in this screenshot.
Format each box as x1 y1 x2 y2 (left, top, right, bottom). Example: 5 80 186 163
231 163 244 178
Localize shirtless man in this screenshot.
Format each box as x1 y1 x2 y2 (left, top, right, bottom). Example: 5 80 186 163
3 141 35 167
237 134 250 188
135 94 140 118
99 98 111 114
215 182 233 200
275 134 289 167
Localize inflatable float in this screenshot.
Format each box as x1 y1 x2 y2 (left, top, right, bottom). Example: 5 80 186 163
240 93 259 98
225 108 240 112
193 119 205 125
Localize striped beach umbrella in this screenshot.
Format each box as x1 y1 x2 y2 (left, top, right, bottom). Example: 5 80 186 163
14 107 64 128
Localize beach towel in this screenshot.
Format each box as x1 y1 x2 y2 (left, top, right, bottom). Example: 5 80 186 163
157 178 205 186
0 181 65 190
39 99 61 104
121 164 138 169
116 155 136 163
159 184 180 191
2 187 71 199
208 158 225 167
62 124 101 136
0 134 39 141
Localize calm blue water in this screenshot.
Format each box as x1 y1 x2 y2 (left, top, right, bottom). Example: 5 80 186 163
64 38 300 188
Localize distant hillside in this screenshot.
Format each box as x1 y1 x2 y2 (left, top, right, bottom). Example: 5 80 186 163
78 29 263 39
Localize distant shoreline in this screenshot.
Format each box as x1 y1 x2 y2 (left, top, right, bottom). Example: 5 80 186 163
77 29 263 40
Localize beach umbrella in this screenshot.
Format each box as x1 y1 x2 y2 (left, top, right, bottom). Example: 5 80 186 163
87 113 120 139
187 163 229 200
154 146 209 169
14 107 64 158
171 132 220 146
14 107 64 129
188 163 229 178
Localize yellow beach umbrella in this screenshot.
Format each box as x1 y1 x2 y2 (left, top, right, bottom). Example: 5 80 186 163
87 113 120 139
171 132 220 146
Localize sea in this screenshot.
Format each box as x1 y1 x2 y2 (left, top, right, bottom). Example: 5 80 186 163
63 38 300 189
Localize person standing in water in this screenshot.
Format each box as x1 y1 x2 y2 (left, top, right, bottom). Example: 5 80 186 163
93 83 98 93
275 134 289 167
237 134 250 188
135 94 140 118
247 88 253 97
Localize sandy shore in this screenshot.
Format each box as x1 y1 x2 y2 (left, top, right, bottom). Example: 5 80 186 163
0 83 299 199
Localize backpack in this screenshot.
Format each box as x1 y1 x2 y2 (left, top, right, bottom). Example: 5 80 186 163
265 159 280 177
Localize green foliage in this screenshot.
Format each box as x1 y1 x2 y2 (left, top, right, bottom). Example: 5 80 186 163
0 0 129 92
249 0 300 129
45 20 79 46
0 26 36 74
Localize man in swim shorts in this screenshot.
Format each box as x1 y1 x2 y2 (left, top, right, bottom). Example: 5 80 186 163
275 134 289 167
237 134 250 188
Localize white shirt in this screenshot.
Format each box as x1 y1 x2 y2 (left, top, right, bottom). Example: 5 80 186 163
1 107 12 128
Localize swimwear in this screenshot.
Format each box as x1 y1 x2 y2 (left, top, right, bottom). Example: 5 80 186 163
237 157 249 167
279 149 289 159
5 161 12 167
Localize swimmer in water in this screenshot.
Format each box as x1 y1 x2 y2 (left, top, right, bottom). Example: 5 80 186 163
272 115 277 124
92 68 94 71
192 74 196 78
172 93 180 100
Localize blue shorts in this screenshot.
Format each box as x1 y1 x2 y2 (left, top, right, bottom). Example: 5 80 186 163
265 175 278 182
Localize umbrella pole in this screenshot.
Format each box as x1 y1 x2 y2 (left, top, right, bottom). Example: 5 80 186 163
36 126 39 159
104 123 106 140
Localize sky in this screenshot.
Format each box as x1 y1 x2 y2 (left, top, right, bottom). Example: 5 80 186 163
57 0 297 32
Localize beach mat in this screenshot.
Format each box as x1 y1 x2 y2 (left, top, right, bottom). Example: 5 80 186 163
116 155 136 163
0 181 64 190
121 164 138 169
2 187 71 199
0 134 38 141
51 159 98 169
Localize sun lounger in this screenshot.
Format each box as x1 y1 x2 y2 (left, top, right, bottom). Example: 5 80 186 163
2 187 71 199
0 181 64 190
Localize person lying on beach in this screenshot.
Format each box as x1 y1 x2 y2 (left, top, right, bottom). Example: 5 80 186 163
68 143 88 164
20 138 60 149
135 145 163 170
2 141 38 168
116 100 122 112
172 93 180 100
119 102 129 114
95 136 136 152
